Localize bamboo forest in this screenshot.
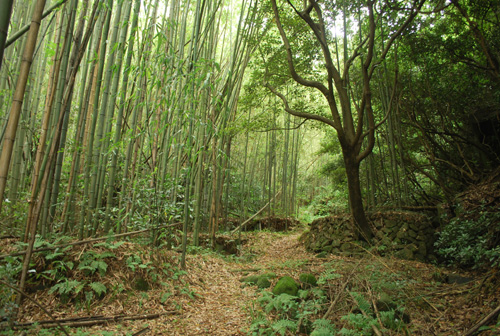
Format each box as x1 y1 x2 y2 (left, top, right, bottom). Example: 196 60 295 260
1 0 500 334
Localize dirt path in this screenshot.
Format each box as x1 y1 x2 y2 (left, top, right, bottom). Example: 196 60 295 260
141 231 312 335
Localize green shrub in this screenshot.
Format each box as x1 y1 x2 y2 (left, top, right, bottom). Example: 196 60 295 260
435 209 500 268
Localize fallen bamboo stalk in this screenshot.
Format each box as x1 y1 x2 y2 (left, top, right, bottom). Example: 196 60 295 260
0 222 182 260
0 280 69 336
230 191 281 235
12 312 177 329
463 303 500 336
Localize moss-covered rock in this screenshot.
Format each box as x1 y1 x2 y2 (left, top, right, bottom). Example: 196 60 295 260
272 276 299 296
240 275 260 284
256 277 271 289
299 273 317 287
261 272 277 279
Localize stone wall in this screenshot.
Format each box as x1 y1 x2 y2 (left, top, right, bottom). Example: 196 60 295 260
301 211 436 262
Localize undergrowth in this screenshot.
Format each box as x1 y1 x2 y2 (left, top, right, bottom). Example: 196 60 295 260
0 235 191 331
246 264 410 336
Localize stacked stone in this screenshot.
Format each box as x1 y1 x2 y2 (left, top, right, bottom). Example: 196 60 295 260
302 211 436 262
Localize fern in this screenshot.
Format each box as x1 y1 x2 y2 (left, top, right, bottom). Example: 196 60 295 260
44 250 64 260
311 318 337 336
78 260 108 276
89 281 107 296
49 279 84 296
271 319 297 335
266 293 298 314
341 313 376 335
351 292 372 314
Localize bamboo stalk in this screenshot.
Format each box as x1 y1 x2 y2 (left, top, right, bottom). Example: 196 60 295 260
231 190 281 235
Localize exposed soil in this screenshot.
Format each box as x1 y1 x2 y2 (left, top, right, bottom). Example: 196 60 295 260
2 228 500 335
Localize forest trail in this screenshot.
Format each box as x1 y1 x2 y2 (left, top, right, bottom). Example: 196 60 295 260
66 230 315 335
153 230 314 335
10 228 499 335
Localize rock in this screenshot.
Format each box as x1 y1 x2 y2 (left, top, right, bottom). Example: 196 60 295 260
409 223 420 232
395 247 414 260
256 277 271 289
417 242 427 256
299 273 317 287
447 273 474 285
385 219 398 228
315 251 328 258
396 230 407 239
415 253 426 262
272 276 299 296
407 243 418 252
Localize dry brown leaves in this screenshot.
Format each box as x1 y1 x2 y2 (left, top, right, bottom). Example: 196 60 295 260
4 229 500 335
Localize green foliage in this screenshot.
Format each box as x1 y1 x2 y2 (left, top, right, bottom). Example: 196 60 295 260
435 209 500 268
126 254 153 272
49 279 85 297
271 319 297 335
89 281 107 297
340 313 376 335
318 268 342 285
250 284 330 335
304 186 349 218
0 257 20 324
311 319 337 336
265 293 298 315
351 292 372 315
78 251 114 276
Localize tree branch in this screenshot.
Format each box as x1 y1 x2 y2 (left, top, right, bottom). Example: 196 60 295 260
264 83 339 130
269 0 331 97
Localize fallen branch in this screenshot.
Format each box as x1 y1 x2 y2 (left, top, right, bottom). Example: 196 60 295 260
132 327 151 336
229 268 261 273
463 303 500 336
0 280 69 336
323 267 358 320
0 222 182 260
231 191 281 235
12 312 177 329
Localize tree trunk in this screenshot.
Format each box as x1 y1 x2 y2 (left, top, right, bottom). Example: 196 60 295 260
344 152 373 242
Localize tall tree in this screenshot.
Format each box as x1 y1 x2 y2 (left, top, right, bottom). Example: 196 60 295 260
265 0 424 241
